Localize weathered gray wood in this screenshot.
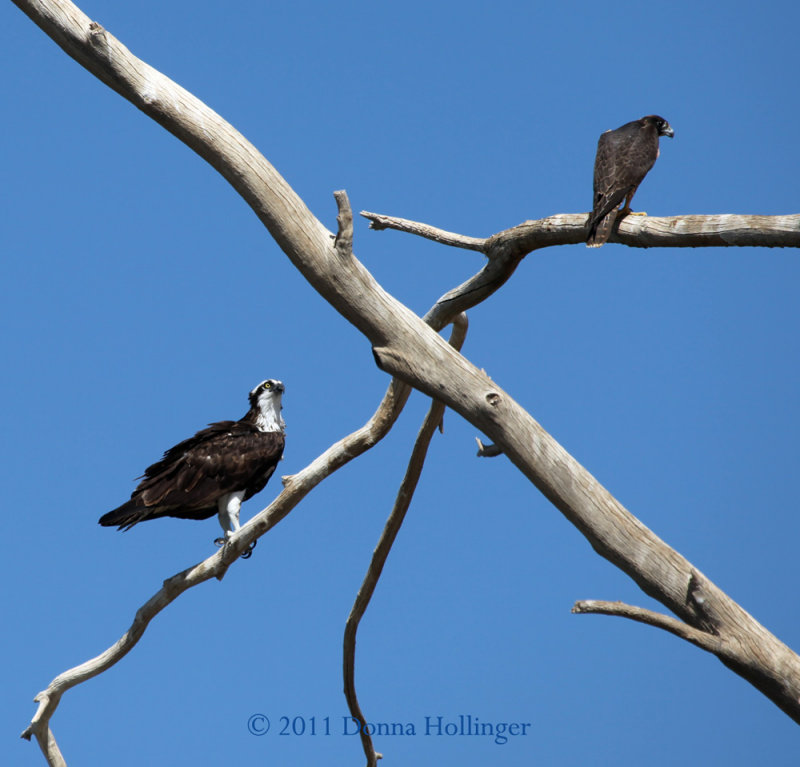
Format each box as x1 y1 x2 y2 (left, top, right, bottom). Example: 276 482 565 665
21 375 415 762
362 210 800 251
358 211 800 332
12 1 800 763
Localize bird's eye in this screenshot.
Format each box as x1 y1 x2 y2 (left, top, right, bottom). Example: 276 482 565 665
264 381 272 390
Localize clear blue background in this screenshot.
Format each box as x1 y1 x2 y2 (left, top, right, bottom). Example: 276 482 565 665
4 0 799 764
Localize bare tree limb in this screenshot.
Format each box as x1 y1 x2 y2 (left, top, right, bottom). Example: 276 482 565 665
13 0 800 755
363 211 800 251
361 210 487 252
27 725 66 767
20 374 416 763
572 599 723 655
343 314 469 767
382 212 800 332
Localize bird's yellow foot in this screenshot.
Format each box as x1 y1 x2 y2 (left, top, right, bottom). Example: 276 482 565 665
619 204 648 218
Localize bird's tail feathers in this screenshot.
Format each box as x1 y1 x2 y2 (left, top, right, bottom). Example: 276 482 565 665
586 211 616 247
98 501 148 531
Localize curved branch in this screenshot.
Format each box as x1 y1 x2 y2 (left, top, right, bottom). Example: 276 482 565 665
362 211 800 252
572 599 723 655
343 314 468 767
21 374 415 761
14 0 800 742
369 212 800 330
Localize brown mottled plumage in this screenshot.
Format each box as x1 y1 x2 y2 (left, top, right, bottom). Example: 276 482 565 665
99 380 285 536
587 115 674 247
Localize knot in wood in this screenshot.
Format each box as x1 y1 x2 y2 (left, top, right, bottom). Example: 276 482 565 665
486 391 501 407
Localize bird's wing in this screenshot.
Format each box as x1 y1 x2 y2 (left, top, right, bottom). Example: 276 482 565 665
135 422 283 511
591 130 639 224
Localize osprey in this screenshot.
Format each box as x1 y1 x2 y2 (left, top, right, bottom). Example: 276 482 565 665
587 115 674 247
99 380 285 545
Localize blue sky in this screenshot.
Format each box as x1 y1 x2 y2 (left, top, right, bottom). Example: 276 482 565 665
4 0 799 764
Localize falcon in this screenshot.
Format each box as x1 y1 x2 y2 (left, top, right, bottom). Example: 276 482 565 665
99 380 285 547
586 115 674 247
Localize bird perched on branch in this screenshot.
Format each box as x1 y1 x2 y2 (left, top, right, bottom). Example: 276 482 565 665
586 115 674 247
99 380 285 551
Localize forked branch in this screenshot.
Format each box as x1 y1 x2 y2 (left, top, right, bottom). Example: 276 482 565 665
364 211 800 331
13 1 800 763
362 210 800 253
21 373 414 762
343 314 468 767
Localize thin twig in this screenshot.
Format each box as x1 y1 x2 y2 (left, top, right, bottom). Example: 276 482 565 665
360 211 487 252
343 314 468 767
572 599 722 654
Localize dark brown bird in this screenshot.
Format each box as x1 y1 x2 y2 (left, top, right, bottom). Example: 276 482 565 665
587 115 674 247
99 380 285 543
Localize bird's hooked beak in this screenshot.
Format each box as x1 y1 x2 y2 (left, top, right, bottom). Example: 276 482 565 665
661 124 675 138
272 381 285 410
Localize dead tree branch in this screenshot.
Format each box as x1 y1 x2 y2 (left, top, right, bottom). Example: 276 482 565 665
572 599 724 655
361 210 487 252
13 0 800 761
21 373 416 763
362 211 800 252
343 314 468 767
366 211 800 331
